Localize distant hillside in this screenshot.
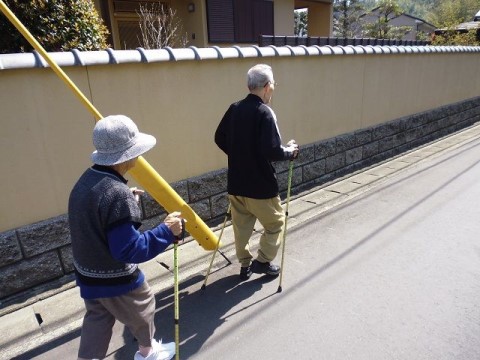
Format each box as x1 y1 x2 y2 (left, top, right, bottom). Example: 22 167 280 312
397 0 436 19
360 0 436 18
361 0 480 23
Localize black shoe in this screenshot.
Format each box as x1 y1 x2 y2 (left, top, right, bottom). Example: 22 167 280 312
251 260 280 276
239 266 252 281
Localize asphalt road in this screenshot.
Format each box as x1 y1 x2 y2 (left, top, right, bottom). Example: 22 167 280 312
15 134 480 360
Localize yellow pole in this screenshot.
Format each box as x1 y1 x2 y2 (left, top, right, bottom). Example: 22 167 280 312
0 1 219 250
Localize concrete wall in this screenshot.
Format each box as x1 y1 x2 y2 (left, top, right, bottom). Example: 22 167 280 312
1 45 480 302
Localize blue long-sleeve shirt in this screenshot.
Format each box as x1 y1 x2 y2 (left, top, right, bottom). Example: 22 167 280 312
78 221 174 299
109 222 174 263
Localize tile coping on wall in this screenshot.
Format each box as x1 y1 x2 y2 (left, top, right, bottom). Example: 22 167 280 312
0 45 479 70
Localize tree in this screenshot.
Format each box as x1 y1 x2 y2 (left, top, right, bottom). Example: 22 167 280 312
432 28 479 46
359 0 379 11
428 0 480 27
137 2 187 49
396 0 436 19
429 0 480 45
0 0 109 54
333 0 365 37
294 8 308 37
430 0 480 46
362 0 412 39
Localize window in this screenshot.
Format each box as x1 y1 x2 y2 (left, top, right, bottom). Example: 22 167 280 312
117 20 143 49
207 0 274 43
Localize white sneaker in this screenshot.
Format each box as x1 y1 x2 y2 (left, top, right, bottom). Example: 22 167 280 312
134 339 176 360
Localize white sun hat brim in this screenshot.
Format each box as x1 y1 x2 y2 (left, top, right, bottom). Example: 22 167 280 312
91 132 156 166
90 115 157 166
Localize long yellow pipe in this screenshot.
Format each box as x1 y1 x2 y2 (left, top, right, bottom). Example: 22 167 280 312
0 1 219 250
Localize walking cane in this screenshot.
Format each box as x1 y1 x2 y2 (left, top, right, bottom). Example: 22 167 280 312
277 160 294 293
174 219 185 360
201 204 232 290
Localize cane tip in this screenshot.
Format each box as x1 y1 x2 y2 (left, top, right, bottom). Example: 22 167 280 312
277 286 283 293
201 284 206 291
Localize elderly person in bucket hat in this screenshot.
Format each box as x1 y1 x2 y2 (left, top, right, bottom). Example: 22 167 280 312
68 115 182 360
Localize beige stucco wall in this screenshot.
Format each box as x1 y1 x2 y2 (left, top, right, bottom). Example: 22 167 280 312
296 1 332 36
0 48 479 232
275 0 295 36
174 0 205 48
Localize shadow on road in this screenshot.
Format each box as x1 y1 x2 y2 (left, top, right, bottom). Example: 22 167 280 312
12 329 81 360
109 273 277 359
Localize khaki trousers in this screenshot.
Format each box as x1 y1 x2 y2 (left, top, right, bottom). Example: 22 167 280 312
228 195 285 267
78 281 156 359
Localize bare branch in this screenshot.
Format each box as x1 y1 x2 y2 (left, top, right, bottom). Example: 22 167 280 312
137 3 187 49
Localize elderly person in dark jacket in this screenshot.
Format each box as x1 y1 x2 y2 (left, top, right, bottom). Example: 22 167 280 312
69 115 182 360
215 64 299 281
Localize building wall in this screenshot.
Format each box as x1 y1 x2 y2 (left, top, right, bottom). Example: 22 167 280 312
275 0 295 36
296 0 332 36
182 0 207 47
95 0 323 48
0 45 479 300
385 14 436 41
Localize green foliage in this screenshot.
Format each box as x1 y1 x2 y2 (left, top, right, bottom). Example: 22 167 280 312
427 0 480 27
432 29 480 46
359 0 378 11
339 0 480 43
395 0 436 20
429 0 480 45
334 0 365 37
294 9 308 36
0 0 109 53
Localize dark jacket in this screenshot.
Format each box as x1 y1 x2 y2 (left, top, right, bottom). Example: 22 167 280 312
68 166 142 286
215 94 292 199
68 165 174 299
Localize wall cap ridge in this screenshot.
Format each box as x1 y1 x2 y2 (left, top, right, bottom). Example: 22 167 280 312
1 45 479 70
267 45 280 56
188 46 202 60
105 48 118 64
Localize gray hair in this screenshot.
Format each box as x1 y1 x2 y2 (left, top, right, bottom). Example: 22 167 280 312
247 64 273 90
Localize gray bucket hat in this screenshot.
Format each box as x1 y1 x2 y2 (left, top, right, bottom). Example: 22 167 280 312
91 115 156 166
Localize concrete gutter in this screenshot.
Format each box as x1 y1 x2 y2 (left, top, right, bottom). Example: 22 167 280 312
2 122 480 360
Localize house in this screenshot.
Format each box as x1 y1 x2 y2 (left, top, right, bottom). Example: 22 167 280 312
360 7 436 40
92 0 333 49
386 13 436 40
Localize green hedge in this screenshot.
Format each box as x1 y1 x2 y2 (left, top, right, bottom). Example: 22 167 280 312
0 0 109 53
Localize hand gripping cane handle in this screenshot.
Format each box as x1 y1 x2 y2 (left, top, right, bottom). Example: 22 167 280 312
174 218 186 243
